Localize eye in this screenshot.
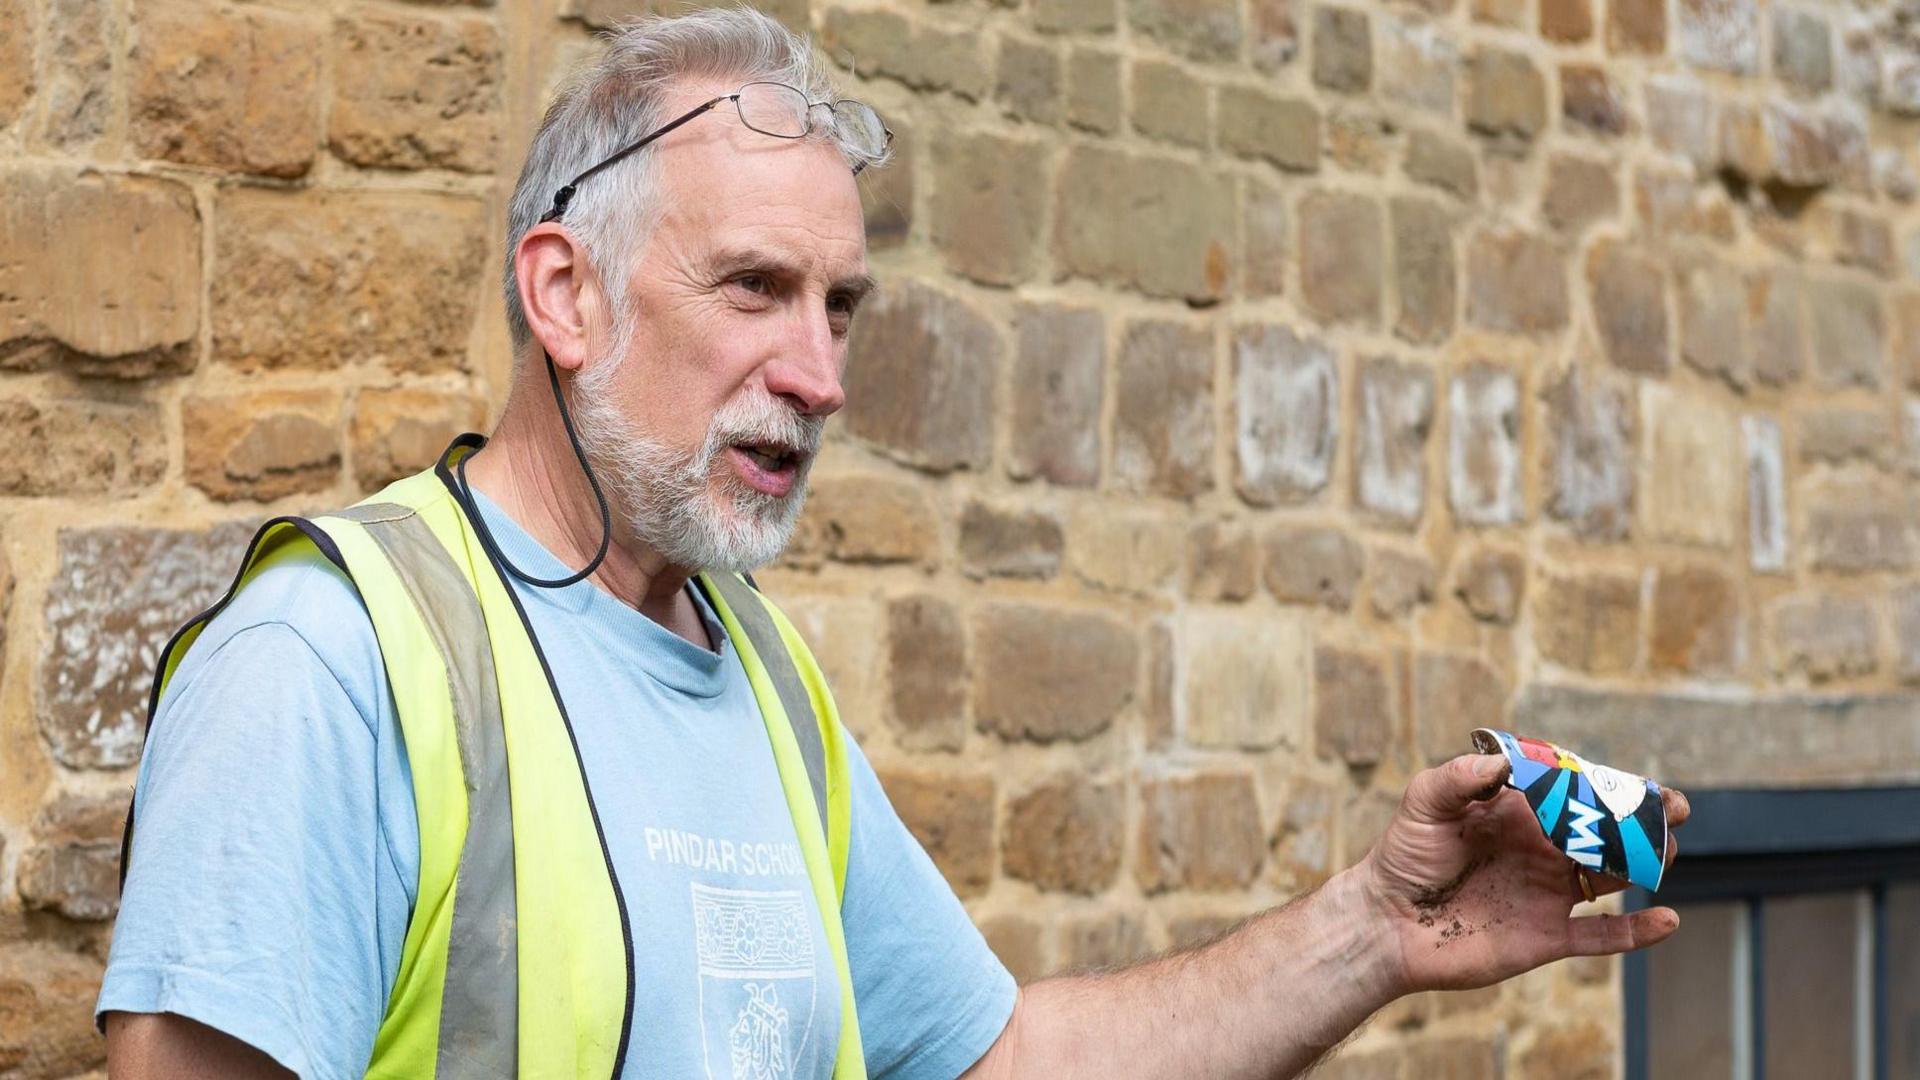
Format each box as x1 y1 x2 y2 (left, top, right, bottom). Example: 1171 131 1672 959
734 272 772 295
826 292 858 334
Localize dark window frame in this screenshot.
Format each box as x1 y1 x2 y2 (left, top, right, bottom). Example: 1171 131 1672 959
1623 786 1920 1080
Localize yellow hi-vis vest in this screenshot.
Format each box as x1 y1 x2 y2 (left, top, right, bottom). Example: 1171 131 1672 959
122 434 867 1079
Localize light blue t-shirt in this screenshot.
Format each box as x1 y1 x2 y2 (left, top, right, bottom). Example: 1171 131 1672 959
99 490 1015 1080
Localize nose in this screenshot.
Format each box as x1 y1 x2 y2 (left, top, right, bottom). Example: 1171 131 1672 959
763 302 846 417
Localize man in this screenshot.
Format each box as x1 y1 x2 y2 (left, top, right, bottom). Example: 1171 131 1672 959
101 9 1688 1078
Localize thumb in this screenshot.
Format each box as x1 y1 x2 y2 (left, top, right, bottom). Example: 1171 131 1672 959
1403 753 1511 821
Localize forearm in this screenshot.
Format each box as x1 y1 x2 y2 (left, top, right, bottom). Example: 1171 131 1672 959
969 866 1405 1080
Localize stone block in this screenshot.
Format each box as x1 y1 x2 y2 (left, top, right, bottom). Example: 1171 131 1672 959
1064 46 1122 134
1313 1048 1401 1080
1677 260 1750 389
1745 415 1789 573
40 522 256 768
1272 777 1337 890
1372 547 1436 618
844 280 999 472
1315 646 1392 765
1588 239 1671 376
1806 277 1884 389
1454 547 1525 625
1377 17 1457 115
933 131 1048 286
184 390 343 503
1897 298 1920 394
1837 210 1897 277
0 942 105 1078
821 9 989 100
1651 564 1744 675
1414 652 1508 763
1520 1023 1615 1080
1642 386 1742 549
1404 130 1477 201
786 475 938 567
17 794 125 921
1541 0 1593 42
1542 364 1636 542
1114 319 1215 499
1542 154 1619 234
1514 686 1920 787
878 770 995 898
1055 146 1234 303
860 118 913 250
1447 365 1522 527
1561 64 1630 136
1533 570 1642 675
1036 0 1118 33
1894 586 1920 684
1645 75 1714 170
1216 86 1319 173
1186 521 1259 602
996 35 1062 125
329 8 500 172
129 1 322 177
886 594 967 752
36 0 112 148
0 0 30 129
781 594 882 743
1408 1036 1502 1078
1298 191 1381 326
1231 324 1336 506
1807 486 1917 573
1467 228 1568 334
1770 595 1878 680
1751 270 1807 387
350 387 488 492
1068 506 1184 595
959 501 1064 580
1312 7 1371 93
1467 47 1546 143
1181 606 1311 748
1608 0 1667 54
1001 776 1124 894
1129 0 1242 61
1765 102 1853 189
1241 178 1289 298
0 398 165 498
1799 407 1897 470
1679 0 1760 73
1634 167 1735 242
1137 772 1267 892
973 603 1138 742
0 166 200 376
1393 197 1457 344
1354 355 1434 527
214 188 485 373
1131 59 1207 148
1009 304 1103 487
980 916 1045 984
1249 0 1301 69
1773 8 1833 91
1263 524 1364 611
1062 912 1152 971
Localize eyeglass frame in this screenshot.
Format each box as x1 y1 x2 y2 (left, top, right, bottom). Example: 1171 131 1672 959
537 81 893 225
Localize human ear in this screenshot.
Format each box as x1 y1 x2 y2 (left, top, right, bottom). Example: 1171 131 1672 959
513 224 606 375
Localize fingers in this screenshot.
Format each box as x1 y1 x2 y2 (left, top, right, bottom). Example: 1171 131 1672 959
1565 907 1680 956
1404 753 1511 821
1663 786 1691 828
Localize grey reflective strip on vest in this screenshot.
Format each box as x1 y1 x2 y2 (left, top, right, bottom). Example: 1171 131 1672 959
706 572 829 844
334 503 518 1079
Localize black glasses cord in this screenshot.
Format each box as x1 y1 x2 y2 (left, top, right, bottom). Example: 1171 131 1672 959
451 350 615 589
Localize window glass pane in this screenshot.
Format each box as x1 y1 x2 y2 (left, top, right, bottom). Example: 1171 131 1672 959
1648 901 1739 1080
1890 884 1920 1080
1762 891 1860 1078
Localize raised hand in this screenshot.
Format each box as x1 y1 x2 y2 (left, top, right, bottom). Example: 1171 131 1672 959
1357 752 1690 993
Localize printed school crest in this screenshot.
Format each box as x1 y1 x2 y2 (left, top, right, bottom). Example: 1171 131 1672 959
1471 728 1670 891
692 883 820 1080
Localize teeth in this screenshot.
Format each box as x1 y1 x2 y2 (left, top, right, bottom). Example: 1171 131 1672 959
743 446 787 470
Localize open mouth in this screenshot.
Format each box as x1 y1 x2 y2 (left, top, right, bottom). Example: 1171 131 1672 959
727 441 809 497
737 443 800 472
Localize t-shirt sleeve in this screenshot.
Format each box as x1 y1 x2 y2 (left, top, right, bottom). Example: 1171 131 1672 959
839 737 1016 1080
97 556 418 1080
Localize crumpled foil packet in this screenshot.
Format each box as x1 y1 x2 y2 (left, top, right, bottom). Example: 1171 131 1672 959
1471 728 1669 892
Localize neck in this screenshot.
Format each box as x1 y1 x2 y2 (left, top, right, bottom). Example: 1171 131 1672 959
461 382 706 645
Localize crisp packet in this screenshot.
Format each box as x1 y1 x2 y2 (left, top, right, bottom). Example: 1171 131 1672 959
1470 728 1669 891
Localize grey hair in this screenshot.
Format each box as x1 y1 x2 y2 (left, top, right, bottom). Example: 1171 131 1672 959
501 6 887 358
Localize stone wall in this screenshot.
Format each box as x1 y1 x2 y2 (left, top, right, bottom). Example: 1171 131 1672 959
3 0 1920 1074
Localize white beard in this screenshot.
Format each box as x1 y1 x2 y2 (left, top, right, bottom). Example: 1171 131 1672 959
570 351 822 574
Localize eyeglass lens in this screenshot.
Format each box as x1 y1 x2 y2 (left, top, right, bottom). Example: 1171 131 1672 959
733 82 888 157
